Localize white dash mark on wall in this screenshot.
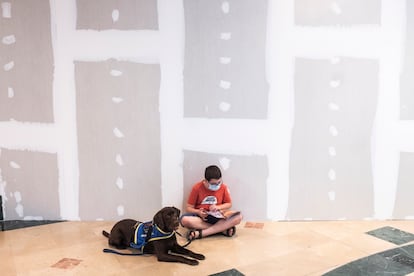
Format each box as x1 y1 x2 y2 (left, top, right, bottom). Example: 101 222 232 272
4 61 14 71
328 169 336 181
221 1 230 14
328 191 336 201
220 32 232 40
219 57 231 64
330 57 341 64
219 102 231 112
115 154 124 166
330 2 342 15
14 191 22 203
1 2 11 18
8 87 14 98
2 34 15 45
112 97 124 103
219 157 231 170
328 102 340 111
112 9 119 22
329 125 338 137
110 70 123 77
9 161 20 169
219 80 231 90
328 146 336 157
15 204 24 217
329 79 341 88
116 177 124 190
117 205 124 216
113 127 124 138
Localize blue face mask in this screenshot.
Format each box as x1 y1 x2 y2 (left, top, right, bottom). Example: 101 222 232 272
207 180 222 191
208 183 221 191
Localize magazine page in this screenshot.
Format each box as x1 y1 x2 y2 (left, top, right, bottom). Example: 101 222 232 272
206 210 240 219
206 210 225 218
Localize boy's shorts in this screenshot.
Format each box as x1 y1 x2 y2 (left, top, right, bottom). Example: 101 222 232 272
179 212 221 226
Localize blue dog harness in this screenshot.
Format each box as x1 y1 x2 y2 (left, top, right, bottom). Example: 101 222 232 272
130 221 175 252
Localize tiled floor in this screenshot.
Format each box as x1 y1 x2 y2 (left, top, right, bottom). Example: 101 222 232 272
2 220 414 275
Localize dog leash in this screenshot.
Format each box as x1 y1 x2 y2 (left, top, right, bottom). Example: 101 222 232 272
176 231 192 248
102 240 191 256
102 248 147 256
103 230 192 256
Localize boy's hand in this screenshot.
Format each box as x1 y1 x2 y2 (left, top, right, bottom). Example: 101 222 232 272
198 208 208 219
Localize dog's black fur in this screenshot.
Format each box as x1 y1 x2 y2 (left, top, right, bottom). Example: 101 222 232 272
102 206 205 265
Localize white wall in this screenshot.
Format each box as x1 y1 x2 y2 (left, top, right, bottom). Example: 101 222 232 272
1 0 414 221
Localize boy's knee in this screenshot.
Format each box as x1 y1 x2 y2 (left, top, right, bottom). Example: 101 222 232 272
180 216 191 227
233 214 242 225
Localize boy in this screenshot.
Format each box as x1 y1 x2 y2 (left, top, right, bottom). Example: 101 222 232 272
180 165 242 240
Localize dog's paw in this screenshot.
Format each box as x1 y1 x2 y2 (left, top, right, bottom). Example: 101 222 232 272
192 253 205 260
186 259 199 266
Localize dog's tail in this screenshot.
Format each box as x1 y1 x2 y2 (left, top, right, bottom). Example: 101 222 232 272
102 230 110 238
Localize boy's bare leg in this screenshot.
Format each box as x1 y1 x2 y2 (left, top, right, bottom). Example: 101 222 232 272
181 214 243 238
181 216 211 230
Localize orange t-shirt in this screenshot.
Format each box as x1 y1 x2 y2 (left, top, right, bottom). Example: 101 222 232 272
187 181 232 210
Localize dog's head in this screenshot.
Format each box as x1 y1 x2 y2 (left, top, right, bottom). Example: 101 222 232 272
153 206 181 232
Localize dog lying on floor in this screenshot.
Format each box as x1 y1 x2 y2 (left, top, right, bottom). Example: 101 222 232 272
102 206 205 265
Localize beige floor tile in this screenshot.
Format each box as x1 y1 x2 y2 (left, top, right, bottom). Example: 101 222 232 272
2 220 414 275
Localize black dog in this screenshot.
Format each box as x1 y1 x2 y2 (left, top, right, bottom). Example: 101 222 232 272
102 206 205 265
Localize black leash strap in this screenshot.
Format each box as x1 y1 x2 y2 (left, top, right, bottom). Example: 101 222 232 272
176 231 192 248
102 248 145 256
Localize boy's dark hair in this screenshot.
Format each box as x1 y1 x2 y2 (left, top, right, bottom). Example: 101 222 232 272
204 165 222 181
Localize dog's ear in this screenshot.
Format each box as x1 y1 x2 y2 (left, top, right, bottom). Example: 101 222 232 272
153 209 165 230
173 206 180 217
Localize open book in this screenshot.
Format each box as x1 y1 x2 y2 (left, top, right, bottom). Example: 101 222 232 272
206 210 240 220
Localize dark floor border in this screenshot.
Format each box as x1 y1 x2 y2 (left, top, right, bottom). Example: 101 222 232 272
209 268 245 276
0 220 65 231
323 244 414 276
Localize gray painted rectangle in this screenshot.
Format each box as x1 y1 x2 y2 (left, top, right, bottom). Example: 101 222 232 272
75 61 161 220
0 195 3 220
76 0 158 30
393 152 414 218
0 0 54 122
287 57 378 220
400 1 414 119
183 0 269 119
295 0 381 26
183 150 268 220
0 149 59 220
